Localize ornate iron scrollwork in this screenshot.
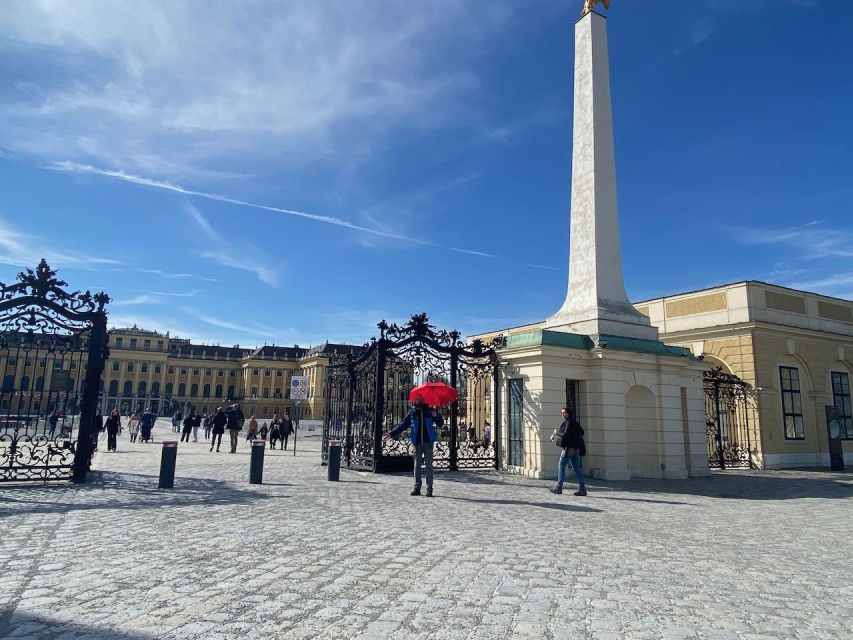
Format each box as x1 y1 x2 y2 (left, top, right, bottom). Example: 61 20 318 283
323 313 504 473
704 367 756 470
0 260 110 482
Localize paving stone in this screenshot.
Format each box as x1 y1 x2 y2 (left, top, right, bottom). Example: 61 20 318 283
0 418 851 639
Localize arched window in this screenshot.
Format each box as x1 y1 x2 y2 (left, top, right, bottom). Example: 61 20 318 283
178 383 186 397
20 376 29 391
123 381 132 396
138 381 147 396
227 385 235 400
68 378 75 392
215 384 223 398
108 380 119 396
35 376 44 391
151 382 160 397
165 382 173 398
203 384 211 398
2 375 13 392
190 383 198 397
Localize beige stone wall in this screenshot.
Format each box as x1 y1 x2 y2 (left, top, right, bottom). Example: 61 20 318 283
634 281 853 468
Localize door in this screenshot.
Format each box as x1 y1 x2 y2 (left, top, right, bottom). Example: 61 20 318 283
508 379 524 467
825 406 845 472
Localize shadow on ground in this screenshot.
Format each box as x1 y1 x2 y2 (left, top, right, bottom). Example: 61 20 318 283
397 468 853 501
0 609 159 640
0 471 279 519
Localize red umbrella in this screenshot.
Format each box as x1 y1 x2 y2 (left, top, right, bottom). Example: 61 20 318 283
409 382 457 407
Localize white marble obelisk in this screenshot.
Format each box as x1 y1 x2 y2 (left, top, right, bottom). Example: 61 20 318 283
545 9 657 341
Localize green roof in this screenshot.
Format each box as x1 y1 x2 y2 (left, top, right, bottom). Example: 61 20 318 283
501 330 694 359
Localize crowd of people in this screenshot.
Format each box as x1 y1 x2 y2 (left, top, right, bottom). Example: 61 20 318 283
96 403 301 455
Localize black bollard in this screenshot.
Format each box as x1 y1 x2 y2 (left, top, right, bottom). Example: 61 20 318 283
159 441 178 489
249 439 265 484
327 440 341 481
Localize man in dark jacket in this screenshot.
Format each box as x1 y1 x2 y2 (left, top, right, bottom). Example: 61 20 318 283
210 407 227 452
225 403 244 453
180 411 195 443
551 407 587 496
280 414 294 450
386 401 444 497
140 408 156 443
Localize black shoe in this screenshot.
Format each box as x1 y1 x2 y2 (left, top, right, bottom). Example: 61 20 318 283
410 487 421 496
425 487 433 498
574 488 588 496
209 447 213 452
550 486 562 494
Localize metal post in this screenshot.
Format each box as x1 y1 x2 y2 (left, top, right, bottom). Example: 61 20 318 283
373 339 387 471
345 358 355 468
713 381 725 470
73 315 107 483
493 361 501 471
293 400 300 456
449 349 459 472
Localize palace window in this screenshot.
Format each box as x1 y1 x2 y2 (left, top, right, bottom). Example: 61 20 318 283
193 368 200 376
218 369 224 377
155 363 161 374
178 383 186 396
253 368 260 376
157 340 164 351
263 388 269 398
130 338 137 349
181 367 188 375
215 384 223 398
115 337 123 348
251 386 258 397
190 383 198 397
203 384 211 398
265 369 271 377
127 361 134 372
831 371 852 440
229 370 236 378
141 362 149 373
780 366 805 440
276 369 282 377
168 366 175 374
143 339 151 350
112 361 120 372
54 358 63 369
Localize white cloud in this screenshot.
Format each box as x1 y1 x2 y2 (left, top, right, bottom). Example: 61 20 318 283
730 224 853 259
0 215 118 271
53 161 499 259
0 1 519 178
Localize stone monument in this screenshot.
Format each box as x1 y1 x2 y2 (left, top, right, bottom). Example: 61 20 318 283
476 2 710 481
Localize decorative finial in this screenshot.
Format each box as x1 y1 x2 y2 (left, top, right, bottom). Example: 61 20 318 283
581 0 610 18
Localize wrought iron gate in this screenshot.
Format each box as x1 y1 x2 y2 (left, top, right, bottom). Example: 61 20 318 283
0 260 109 482
322 314 505 472
704 368 755 470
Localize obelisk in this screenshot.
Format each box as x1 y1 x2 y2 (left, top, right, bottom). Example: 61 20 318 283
544 4 658 341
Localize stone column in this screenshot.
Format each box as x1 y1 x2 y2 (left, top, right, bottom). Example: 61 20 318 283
545 10 657 341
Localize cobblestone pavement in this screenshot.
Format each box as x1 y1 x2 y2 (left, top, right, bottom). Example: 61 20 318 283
1 419 852 639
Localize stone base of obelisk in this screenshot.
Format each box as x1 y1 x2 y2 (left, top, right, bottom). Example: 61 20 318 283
497 329 710 481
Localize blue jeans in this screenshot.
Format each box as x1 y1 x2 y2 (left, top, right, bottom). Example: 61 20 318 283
557 450 585 489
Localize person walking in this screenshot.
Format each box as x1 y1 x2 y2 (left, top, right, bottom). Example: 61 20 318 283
48 410 59 437
225 403 244 453
269 419 281 450
551 407 587 496
281 414 294 451
105 409 121 452
94 408 104 434
246 415 258 442
482 420 492 449
386 401 444 497
140 407 156 443
193 412 204 442
174 409 183 433
181 411 195 443
203 413 212 440
128 411 140 443
258 422 268 442
210 406 226 452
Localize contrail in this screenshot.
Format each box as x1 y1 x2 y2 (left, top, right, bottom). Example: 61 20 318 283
50 161 498 259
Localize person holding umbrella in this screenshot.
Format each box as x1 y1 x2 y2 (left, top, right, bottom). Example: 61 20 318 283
385 382 453 497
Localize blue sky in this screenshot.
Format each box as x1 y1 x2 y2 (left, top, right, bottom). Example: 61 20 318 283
0 0 850 347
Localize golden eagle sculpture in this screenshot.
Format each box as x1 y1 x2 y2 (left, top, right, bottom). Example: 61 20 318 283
581 0 611 17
